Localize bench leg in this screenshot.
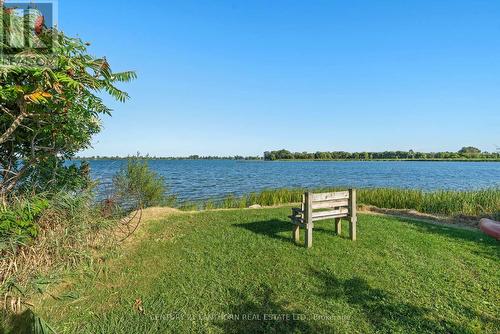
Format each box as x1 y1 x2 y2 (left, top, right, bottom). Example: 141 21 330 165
335 218 342 235
305 224 313 248
349 217 357 241
292 224 300 243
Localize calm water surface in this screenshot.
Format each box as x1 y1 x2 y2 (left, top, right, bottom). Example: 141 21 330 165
77 160 500 201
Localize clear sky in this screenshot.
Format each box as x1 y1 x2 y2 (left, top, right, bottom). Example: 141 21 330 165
58 0 500 157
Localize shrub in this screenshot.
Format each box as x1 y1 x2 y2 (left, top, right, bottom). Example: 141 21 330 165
1 189 113 293
19 159 93 195
113 158 167 208
0 7 135 198
0 197 49 240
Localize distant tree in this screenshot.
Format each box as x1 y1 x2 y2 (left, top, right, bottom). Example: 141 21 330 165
458 147 481 155
262 147 497 161
275 149 293 160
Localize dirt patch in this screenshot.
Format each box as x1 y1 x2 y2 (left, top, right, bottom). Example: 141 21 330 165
359 205 479 230
115 207 184 250
139 206 182 222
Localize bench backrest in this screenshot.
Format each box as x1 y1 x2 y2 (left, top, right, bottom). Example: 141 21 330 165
302 190 356 222
311 191 349 209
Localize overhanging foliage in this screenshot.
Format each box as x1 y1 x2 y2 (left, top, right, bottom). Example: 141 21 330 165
0 6 136 197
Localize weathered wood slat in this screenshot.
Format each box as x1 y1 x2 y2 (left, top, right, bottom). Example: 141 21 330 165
312 213 348 221
335 217 342 235
312 208 348 218
312 199 349 209
305 192 313 248
292 224 300 243
349 188 357 241
312 191 349 201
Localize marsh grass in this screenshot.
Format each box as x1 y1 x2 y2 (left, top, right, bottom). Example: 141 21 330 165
183 187 500 219
0 191 116 306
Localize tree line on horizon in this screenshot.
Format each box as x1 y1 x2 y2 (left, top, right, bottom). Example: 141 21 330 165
75 154 263 161
75 146 500 161
263 147 500 161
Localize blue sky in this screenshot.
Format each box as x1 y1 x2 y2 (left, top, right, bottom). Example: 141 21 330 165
58 0 500 156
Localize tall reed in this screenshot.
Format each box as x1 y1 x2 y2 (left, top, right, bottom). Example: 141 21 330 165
184 187 500 219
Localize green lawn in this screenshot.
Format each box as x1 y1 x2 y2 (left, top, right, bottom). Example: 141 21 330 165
31 208 500 333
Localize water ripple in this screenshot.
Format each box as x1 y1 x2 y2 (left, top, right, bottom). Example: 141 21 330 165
74 160 500 201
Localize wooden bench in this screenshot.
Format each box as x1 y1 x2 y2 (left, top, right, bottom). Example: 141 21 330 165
289 189 357 248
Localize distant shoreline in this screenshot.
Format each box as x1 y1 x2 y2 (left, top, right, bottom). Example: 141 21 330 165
74 147 500 162
263 158 500 162
73 157 500 162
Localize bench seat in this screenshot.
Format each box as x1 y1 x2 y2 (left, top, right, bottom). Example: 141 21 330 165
290 190 357 248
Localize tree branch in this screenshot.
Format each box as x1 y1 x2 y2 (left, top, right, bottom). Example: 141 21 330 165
0 158 37 195
0 99 30 145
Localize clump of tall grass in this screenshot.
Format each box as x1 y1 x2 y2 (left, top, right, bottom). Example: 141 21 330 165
0 189 129 333
0 190 114 292
357 188 500 218
187 187 500 219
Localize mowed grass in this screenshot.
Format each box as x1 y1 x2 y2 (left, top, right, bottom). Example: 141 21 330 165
32 207 500 333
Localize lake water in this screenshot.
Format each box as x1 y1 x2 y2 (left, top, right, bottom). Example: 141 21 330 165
78 160 500 202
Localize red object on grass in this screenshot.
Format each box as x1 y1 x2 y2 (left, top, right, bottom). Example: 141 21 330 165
479 218 500 240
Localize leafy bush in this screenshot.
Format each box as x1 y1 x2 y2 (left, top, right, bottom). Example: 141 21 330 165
0 7 135 198
0 197 49 240
113 158 167 208
19 158 93 195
